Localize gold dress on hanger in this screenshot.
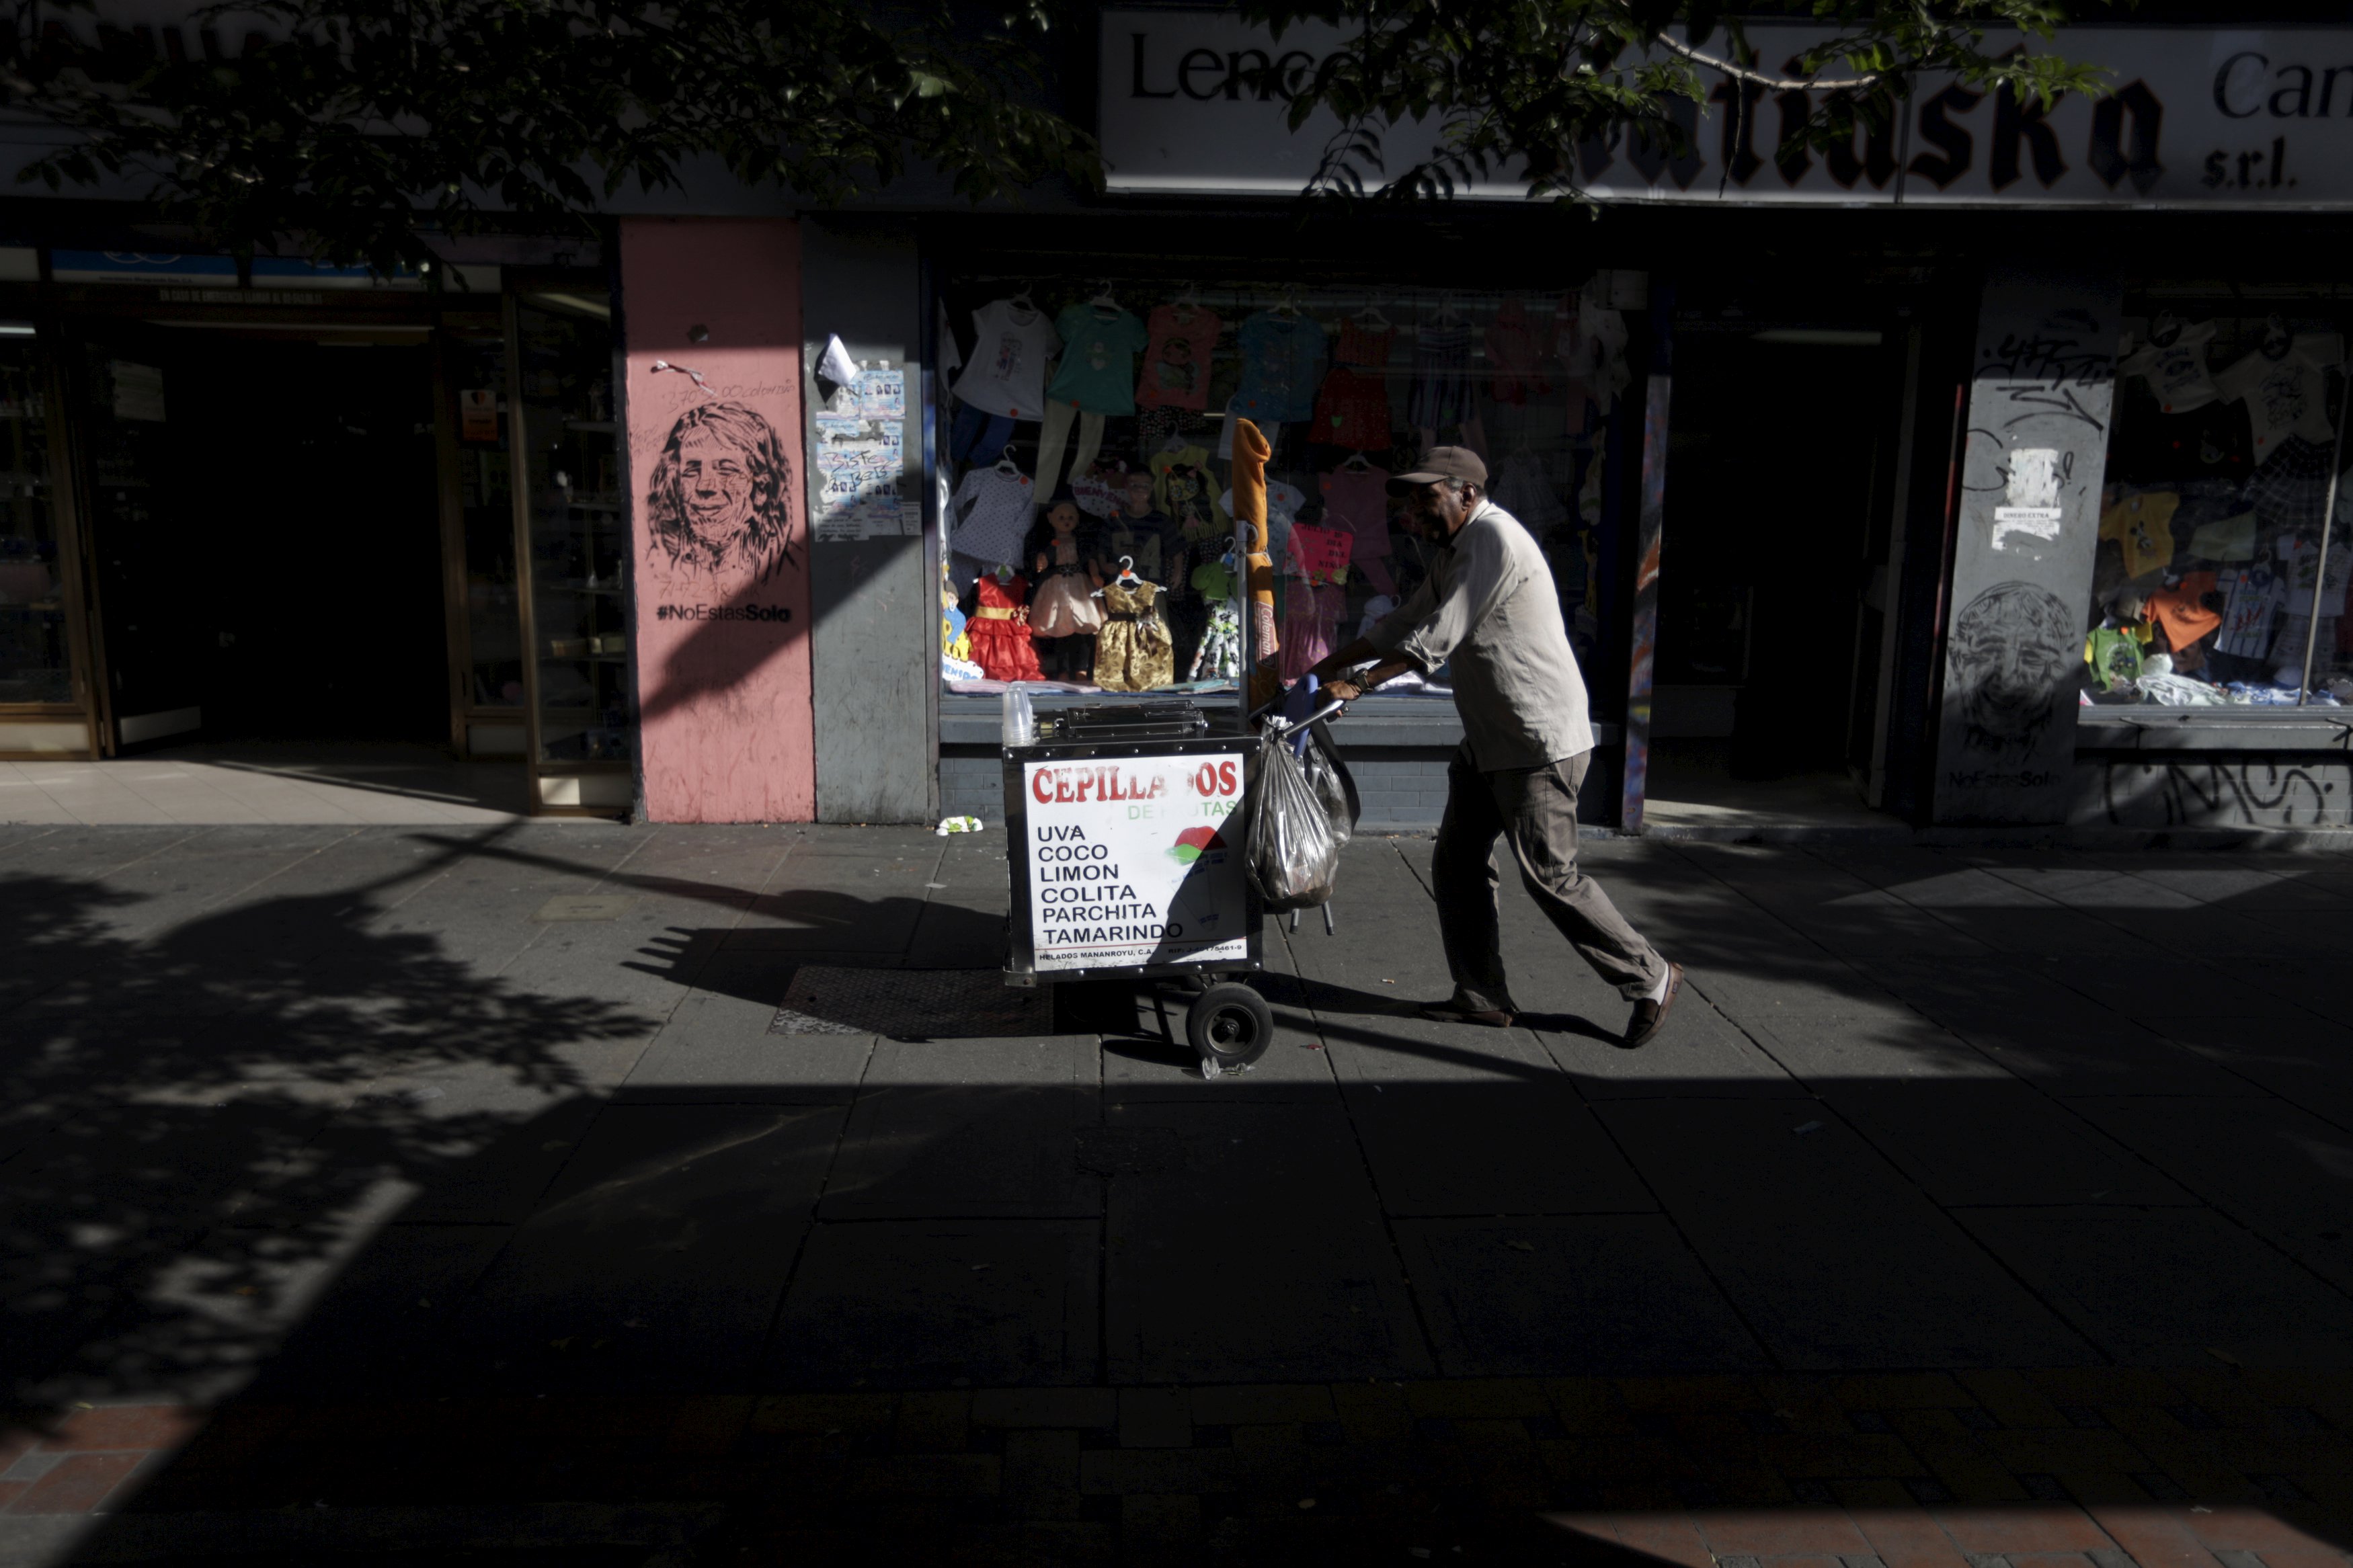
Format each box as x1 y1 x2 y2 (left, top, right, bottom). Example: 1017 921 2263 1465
1094 579 1175 692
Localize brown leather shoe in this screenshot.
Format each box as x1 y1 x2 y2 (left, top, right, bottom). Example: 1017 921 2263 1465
1622 962 1683 1048
1419 993 1516 1028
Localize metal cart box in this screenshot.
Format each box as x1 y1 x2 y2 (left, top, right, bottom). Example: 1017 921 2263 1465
1002 701 1275 1072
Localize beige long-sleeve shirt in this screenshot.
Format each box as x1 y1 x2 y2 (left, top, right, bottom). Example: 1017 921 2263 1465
1365 499 1593 771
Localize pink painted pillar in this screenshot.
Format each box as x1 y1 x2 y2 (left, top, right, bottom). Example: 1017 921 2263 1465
621 218 815 822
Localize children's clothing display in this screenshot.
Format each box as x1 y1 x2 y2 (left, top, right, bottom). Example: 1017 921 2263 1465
2099 490 2178 579
1138 304 1222 411
2212 333 2345 462
2216 561 2285 659
1320 464 1395 597
1279 581 1345 682
1093 578 1176 692
1312 368 1393 450
1407 319 1476 430
1310 319 1395 450
1484 298 1552 405
2085 625 2147 690
951 298 1058 421
2188 510 2258 561
1035 398 1105 499
947 466 1035 569
1189 562 1242 680
966 572 1045 682
1233 311 1327 424
1029 534 1105 640
936 282 1616 696
1047 304 1150 416
2274 532 2353 618
948 401 1015 466
2119 320 2219 414
1098 509 1170 583
1491 448 1567 532
2146 571 2223 649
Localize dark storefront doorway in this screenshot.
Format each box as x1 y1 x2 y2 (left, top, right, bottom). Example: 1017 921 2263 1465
77 327 445 749
1647 322 1905 827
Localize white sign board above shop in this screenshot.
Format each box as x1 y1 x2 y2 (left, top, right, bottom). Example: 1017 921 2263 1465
1101 11 2353 208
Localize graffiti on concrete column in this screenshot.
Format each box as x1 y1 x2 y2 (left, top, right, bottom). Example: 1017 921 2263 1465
1949 581 2077 758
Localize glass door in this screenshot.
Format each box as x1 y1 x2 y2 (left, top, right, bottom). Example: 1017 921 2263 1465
0 321 93 757
509 289 631 813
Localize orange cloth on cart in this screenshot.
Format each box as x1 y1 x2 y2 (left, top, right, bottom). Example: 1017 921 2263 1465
1228 416 1285 708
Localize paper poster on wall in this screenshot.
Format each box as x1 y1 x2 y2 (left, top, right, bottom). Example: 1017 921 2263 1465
459 388 497 442
110 361 165 422
812 358 909 540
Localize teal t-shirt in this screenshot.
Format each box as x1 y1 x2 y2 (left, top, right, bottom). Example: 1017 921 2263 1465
1047 305 1150 416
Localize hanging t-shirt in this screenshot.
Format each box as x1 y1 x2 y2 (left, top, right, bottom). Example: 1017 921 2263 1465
2216 561 2286 658
2118 321 2219 415
2212 333 2346 462
1046 304 1150 417
1485 298 1552 405
2099 490 2179 579
2188 511 2258 561
1137 304 1222 411
1233 312 1328 424
2085 626 2145 690
2274 533 2353 618
948 466 1036 569
949 299 1058 421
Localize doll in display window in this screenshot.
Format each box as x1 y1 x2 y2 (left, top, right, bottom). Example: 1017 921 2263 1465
1028 495 1106 680
965 564 1045 682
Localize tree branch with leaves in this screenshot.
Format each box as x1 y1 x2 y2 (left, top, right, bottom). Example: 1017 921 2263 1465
0 0 1104 278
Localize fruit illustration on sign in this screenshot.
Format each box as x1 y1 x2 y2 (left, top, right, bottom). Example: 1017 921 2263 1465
1168 825 1226 864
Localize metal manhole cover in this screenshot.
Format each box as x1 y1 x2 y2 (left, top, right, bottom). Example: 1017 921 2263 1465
768 966 1049 1038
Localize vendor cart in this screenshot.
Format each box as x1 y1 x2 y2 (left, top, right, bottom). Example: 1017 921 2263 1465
1002 698 1275 1073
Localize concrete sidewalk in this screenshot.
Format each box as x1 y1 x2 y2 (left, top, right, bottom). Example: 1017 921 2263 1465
0 823 2348 1564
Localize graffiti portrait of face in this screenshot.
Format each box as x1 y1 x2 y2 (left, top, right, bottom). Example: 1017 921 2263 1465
676 427 755 550
1950 581 2077 755
645 400 794 584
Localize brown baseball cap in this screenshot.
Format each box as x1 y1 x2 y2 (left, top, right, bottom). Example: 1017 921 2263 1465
1388 446 1488 493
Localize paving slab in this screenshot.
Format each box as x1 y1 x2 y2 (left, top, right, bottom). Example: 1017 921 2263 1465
768 1219 1101 1389
458 1102 845 1391
1597 1098 2099 1369
616 954 875 1106
1340 1075 1655 1218
820 1034 1101 1220
1821 1080 2197 1208
2065 1096 2353 1290
1956 1206 2353 1369
1394 1214 1769 1376
1102 1099 1433 1384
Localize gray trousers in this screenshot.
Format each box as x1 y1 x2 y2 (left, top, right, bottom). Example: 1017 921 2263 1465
1433 744 1667 1008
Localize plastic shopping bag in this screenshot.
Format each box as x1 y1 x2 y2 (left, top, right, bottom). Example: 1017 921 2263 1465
1300 728 1355 854
1247 728 1343 911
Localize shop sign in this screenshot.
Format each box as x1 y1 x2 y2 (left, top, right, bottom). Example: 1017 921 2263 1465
1102 12 2353 209
1019 753 1249 973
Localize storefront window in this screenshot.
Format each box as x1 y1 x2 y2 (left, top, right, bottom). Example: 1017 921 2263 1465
452 328 522 708
2096 304 2350 707
936 279 1620 700
514 294 628 764
0 329 64 704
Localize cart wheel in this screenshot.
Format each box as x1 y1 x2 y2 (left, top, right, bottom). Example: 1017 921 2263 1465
1187 983 1273 1073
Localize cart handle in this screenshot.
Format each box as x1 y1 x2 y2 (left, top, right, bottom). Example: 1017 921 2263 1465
1258 698 1348 738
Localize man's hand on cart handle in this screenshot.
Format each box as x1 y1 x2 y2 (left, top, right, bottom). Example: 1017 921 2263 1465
1309 638 1414 710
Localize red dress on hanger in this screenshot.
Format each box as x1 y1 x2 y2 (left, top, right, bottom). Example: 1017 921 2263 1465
966 573 1046 682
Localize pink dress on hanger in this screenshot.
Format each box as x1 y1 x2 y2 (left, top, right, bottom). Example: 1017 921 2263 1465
1320 464 1396 597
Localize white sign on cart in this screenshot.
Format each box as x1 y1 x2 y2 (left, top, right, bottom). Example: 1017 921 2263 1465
1019 752 1250 973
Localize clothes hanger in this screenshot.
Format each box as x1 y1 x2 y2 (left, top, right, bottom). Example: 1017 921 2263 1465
1009 285 1037 313
2262 315 2293 360
994 444 1023 477
1341 450 1373 472
1270 289 1300 320
1433 292 1464 327
1090 279 1121 315
2150 311 2183 349
1354 294 1390 329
